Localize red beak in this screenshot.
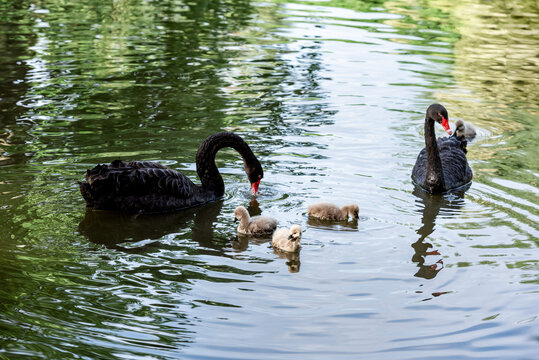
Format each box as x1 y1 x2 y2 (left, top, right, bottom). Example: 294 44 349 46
441 116 452 135
251 179 260 195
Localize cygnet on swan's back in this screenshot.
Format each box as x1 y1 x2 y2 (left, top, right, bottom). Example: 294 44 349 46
234 206 277 235
272 225 302 252
455 119 476 140
307 202 359 221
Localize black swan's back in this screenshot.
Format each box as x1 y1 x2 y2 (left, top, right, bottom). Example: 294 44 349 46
412 135 473 191
79 160 204 213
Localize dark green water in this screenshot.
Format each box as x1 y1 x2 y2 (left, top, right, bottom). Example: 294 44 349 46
0 0 537 358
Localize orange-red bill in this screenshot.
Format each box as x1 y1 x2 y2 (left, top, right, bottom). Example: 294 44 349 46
251 179 261 195
441 116 452 135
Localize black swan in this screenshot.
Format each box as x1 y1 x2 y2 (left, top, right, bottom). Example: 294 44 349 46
79 132 263 214
412 104 473 193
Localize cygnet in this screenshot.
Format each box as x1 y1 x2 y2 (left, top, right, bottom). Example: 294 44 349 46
272 225 302 252
455 119 476 140
307 202 359 221
234 206 277 235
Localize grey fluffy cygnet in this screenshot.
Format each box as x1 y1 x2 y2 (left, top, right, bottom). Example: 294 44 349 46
307 202 359 221
234 206 277 235
272 225 302 252
455 119 476 140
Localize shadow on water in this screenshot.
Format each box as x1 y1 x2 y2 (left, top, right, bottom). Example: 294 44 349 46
78 201 224 252
232 225 273 252
233 234 301 274
411 184 470 279
274 248 301 273
307 217 359 231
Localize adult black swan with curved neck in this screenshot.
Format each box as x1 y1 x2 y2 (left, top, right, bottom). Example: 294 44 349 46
412 104 473 193
79 132 263 214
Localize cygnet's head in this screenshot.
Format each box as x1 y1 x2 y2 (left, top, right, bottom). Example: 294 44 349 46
234 206 248 222
454 119 466 137
288 225 302 242
347 204 360 218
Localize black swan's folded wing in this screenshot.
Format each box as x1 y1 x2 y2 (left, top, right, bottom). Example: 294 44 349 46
438 138 473 189
412 137 472 191
79 160 204 213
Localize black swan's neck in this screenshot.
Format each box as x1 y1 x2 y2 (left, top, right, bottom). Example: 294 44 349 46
424 117 446 193
196 132 258 197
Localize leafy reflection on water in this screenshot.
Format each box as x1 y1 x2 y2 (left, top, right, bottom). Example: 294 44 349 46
0 0 538 359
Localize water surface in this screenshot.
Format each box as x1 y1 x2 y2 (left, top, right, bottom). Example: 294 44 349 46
0 0 538 359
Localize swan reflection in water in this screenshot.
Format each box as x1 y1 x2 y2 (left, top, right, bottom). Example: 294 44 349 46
78 200 224 253
233 198 301 273
412 184 470 279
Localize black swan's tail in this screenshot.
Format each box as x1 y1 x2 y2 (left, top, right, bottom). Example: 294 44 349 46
78 180 95 207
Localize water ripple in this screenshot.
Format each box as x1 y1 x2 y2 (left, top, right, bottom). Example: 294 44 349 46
0 0 537 359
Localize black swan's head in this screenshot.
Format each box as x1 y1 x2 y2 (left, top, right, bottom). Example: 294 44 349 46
245 160 263 195
426 104 452 135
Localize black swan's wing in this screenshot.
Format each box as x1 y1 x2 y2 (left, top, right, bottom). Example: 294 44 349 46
412 137 472 191
411 148 428 186
79 160 209 213
438 137 473 189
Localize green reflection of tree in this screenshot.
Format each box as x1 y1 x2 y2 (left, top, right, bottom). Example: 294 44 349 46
0 1 39 247
0 1 37 167
0 0 259 235
12 0 258 161
0 2 260 357
424 0 539 250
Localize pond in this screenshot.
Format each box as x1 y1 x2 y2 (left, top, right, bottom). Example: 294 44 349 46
0 0 538 358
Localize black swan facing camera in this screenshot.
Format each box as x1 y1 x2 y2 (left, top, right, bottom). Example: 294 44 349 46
412 104 473 193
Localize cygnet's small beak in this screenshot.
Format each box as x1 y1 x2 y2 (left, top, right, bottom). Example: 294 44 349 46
234 217 238 223
288 234 296 241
